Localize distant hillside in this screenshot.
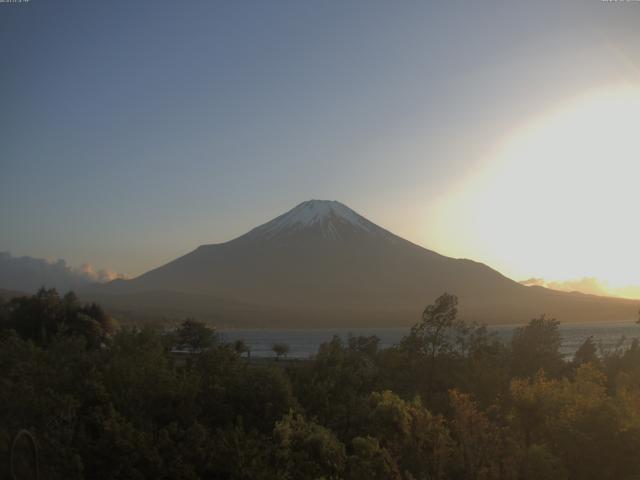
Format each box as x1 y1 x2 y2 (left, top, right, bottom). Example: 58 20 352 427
83 200 639 327
0 288 28 301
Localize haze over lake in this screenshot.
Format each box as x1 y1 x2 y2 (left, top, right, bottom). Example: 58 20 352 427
221 321 640 359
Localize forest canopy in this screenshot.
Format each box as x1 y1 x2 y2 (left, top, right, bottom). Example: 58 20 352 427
1 290 640 479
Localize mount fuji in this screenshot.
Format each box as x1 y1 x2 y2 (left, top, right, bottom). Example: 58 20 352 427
84 200 638 327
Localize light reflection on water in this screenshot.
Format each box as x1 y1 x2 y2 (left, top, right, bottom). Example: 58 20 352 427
220 321 640 359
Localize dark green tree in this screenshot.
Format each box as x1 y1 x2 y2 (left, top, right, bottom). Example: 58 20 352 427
399 293 478 404
229 366 297 434
175 318 217 352
347 436 400 480
288 335 379 438
510 315 564 379
401 293 464 358
232 338 251 359
573 335 600 370
272 342 290 361
1 288 115 348
273 411 346 480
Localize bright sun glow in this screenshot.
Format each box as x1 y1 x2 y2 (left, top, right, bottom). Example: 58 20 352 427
434 85 640 297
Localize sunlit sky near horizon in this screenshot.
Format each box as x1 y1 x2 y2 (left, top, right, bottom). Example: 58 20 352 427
1 1 640 298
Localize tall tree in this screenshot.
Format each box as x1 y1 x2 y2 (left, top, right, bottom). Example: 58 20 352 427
510 316 564 379
175 318 217 352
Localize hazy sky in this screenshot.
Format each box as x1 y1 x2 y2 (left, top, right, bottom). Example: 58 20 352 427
1 1 639 292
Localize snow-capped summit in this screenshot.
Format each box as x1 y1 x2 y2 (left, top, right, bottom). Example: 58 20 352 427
246 199 393 241
273 200 368 229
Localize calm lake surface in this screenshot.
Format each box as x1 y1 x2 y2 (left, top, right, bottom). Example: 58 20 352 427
220 321 640 359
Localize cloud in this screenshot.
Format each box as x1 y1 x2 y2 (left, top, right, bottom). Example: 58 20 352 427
76 263 125 283
520 276 640 300
0 252 127 293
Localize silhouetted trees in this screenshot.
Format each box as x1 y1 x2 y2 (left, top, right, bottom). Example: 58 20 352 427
401 292 463 358
0 288 115 348
174 318 218 352
510 315 564 379
232 338 251 359
2 290 640 479
272 342 289 361
573 335 600 370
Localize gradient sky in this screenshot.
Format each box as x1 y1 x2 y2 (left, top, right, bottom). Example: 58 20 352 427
1 1 639 293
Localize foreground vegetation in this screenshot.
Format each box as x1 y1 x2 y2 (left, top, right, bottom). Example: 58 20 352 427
2 289 640 479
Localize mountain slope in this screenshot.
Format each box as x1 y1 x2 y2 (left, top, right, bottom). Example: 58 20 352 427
84 200 638 326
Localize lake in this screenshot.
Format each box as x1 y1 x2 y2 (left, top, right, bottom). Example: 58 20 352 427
220 321 640 359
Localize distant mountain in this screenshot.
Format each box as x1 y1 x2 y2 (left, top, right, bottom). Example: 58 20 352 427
0 288 27 301
84 200 638 326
